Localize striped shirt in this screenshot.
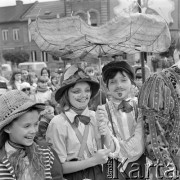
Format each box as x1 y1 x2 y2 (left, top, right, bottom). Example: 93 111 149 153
0 143 56 180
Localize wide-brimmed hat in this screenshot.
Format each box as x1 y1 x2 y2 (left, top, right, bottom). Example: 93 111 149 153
55 65 100 102
102 61 135 84
0 90 45 131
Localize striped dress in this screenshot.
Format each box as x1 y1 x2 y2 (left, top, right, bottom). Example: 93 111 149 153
0 143 63 180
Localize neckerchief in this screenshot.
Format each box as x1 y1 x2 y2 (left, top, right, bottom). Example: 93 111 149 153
74 115 91 127
118 100 133 113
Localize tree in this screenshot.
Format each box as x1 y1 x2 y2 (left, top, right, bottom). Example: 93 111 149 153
3 50 30 66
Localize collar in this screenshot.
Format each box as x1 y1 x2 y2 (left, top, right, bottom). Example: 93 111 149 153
65 107 90 123
5 141 17 158
0 141 16 162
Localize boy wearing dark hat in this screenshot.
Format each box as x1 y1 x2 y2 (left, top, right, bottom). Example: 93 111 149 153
96 61 145 179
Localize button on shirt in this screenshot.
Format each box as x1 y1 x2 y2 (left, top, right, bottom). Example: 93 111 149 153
46 107 101 163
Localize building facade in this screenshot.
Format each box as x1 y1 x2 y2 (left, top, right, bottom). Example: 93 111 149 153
0 0 180 69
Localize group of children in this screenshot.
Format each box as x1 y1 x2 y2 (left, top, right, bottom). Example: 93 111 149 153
0 60 147 180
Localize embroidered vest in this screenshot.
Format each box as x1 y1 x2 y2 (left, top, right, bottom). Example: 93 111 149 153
138 66 180 172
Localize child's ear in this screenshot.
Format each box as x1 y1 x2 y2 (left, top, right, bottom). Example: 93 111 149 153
4 125 11 134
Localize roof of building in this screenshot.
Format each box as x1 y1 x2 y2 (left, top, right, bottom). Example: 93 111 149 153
0 2 34 23
23 0 65 20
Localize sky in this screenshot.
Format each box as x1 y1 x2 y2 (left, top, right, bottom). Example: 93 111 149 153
0 0 58 7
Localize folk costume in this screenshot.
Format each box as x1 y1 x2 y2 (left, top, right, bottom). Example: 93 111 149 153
102 61 145 180
138 65 180 179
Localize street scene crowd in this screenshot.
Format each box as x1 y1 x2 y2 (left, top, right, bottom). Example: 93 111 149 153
0 57 179 180
0 0 179 179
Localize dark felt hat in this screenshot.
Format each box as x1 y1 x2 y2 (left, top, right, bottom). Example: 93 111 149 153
102 61 135 84
55 65 100 102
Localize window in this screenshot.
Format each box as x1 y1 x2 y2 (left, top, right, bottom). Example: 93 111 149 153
31 51 37 61
2 29 8 41
41 51 48 62
13 29 20 40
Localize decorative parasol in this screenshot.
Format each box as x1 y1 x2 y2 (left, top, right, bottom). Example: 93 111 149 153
29 12 171 149
29 13 171 59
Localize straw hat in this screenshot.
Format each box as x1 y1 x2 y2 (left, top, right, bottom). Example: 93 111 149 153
0 90 45 131
55 65 100 102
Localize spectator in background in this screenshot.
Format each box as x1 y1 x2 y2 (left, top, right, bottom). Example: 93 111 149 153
135 71 143 89
31 76 52 103
9 69 22 90
0 81 8 96
21 69 29 82
36 105 55 142
41 67 51 87
27 72 38 93
85 66 95 77
0 66 9 84
50 73 60 92
20 82 31 96
41 67 50 79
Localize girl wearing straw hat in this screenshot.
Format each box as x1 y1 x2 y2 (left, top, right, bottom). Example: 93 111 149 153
46 65 119 180
0 90 64 180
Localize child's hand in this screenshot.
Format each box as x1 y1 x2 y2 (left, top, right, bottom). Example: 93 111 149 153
98 121 109 136
92 149 111 165
96 105 108 123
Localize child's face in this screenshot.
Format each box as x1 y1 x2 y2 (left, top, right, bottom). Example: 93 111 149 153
52 77 58 85
5 110 39 146
38 80 48 89
32 76 38 83
108 71 132 101
42 70 49 78
68 82 91 109
14 73 22 81
22 70 28 77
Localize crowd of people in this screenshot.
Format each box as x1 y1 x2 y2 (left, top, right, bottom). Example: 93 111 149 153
0 59 179 180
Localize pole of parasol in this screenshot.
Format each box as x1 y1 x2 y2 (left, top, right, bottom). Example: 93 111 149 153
98 46 104 149
138 0 146 83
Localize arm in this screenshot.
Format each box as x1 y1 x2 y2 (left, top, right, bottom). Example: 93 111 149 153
96 105 119 153
62 149 111 174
